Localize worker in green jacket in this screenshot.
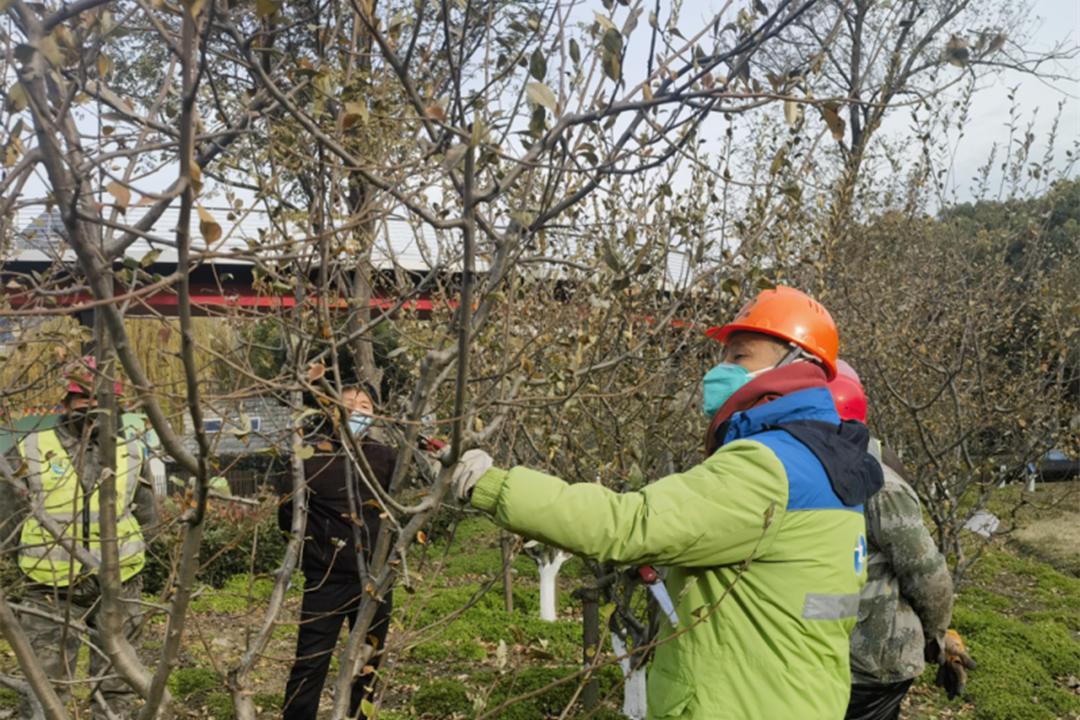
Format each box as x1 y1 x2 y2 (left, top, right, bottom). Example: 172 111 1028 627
450 286 883 719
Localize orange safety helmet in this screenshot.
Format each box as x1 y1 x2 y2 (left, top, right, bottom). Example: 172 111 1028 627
827 360 868 422
707 285 839 378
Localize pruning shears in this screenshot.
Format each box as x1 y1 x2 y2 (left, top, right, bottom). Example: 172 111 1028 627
638 565 679 627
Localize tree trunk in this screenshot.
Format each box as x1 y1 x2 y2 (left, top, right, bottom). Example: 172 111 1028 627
0 590 68 720
611 633 647 720
500 533 514 613
536 551 569 622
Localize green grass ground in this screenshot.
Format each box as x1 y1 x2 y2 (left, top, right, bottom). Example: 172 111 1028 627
904 480 1080 720
1 485 1078 719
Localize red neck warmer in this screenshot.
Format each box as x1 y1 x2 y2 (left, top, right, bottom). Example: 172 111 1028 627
704 362 829 454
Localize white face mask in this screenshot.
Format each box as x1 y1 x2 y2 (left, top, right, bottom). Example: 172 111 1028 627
348 413 372 437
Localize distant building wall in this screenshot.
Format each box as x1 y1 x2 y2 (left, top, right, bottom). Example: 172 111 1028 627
174 397 293 496
180 396 292 457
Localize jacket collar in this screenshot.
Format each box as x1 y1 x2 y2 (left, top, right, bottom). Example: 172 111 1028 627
705 362 830 454
723 387 839 445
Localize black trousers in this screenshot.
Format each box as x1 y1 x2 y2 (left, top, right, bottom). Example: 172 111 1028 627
845 679 915 720
282 576 393 720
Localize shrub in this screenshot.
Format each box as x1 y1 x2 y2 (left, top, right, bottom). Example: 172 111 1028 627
252 692 283 712
403 583 582 663
189 573 280 614
168 666 221 699
483 665 622 720
407 638 487 663
167 667 238 719
410 679 472 718
204 692 236 720
144 495 287 593
0 687 20 710
0 554 28 601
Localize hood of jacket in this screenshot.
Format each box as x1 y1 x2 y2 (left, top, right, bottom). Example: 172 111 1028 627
722 386 884 506
705 362 829 454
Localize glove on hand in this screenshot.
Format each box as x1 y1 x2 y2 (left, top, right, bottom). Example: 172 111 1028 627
929 629 976 700
449 449 494 502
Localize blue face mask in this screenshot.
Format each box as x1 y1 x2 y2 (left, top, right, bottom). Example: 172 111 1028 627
702 363 752 418
348 413 372 437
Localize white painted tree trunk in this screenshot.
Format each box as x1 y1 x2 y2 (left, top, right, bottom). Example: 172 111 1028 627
611 633 647 719
535 549 569 622
149 456 167 496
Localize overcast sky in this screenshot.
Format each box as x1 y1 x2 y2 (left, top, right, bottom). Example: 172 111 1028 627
943 0 1079 198
669 0 1080 202
12 0 1078 252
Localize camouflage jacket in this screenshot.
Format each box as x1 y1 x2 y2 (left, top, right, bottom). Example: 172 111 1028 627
850 438 954 685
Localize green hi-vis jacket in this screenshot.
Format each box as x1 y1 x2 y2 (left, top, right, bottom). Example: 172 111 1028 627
471 388 882 719
16 425 147 586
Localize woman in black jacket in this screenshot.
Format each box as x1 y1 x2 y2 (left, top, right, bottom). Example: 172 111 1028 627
280 383 396 720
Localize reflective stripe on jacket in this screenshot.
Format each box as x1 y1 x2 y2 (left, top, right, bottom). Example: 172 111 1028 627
471 388 877 719
17 429 145 586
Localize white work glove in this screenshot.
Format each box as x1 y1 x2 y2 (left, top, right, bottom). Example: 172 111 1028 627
450 448 494 502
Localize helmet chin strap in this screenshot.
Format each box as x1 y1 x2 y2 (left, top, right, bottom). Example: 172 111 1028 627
748 344 818 380
777 343 806 366
771 344 818 372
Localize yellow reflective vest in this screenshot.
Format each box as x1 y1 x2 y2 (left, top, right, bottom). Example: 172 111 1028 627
17 428 146 586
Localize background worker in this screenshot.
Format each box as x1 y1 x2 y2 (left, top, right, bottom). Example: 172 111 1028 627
450 286 883 719
826 361 975 720
0 356 157 719
280 379 396 720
